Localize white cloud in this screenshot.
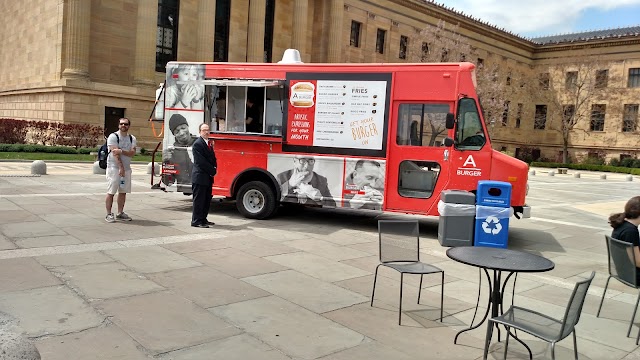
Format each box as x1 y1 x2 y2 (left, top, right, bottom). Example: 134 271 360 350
440 0 640 36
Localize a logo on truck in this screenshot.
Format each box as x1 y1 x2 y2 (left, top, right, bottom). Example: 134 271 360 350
290 82 315 108
456 154 482 177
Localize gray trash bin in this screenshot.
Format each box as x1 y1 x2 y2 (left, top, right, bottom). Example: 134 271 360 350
437 190 476 247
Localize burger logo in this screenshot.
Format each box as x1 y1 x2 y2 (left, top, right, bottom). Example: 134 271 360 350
290 82 315 108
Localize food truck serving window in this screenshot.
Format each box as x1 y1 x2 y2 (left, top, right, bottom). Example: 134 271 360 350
396 103 450 147
209 82 284 135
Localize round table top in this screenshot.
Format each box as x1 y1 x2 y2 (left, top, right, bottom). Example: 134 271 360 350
446 246 555 273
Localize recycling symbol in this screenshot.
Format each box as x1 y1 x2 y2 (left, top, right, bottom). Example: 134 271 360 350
482 216 502 235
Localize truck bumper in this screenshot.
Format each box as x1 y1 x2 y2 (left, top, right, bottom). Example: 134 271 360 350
521 205 531 218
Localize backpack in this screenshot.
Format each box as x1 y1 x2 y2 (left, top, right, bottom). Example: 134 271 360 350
97 133 133 169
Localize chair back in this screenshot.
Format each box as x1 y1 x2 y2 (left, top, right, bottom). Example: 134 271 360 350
558 271 595 339
377 220 420 263
606 235 639 287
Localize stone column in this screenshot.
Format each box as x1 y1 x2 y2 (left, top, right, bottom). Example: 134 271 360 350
62 0 91 79
133 0 158 86
327 0 344 63
196 0 216 61
292 0 308 58
247 0 266 62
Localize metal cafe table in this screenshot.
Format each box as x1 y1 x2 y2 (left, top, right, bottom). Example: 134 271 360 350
446 246 554 356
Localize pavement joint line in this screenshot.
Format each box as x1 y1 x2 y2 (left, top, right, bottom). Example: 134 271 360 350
528 217 609 230
0 232 228 259
0 191 160 198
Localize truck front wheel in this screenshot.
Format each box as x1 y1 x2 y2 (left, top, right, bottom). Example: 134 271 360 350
236 181 278 219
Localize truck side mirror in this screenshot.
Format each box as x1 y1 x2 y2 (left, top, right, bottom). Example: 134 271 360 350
443 137 454 147
445 113 455 129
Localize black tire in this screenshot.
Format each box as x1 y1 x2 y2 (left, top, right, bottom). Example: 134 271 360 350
236 181 278 219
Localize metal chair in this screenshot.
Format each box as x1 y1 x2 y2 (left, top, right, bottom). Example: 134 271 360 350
370 220 444 325
483 271 595 360
597 235 640 343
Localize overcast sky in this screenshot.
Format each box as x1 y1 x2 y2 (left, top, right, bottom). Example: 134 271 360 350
440 0 640 38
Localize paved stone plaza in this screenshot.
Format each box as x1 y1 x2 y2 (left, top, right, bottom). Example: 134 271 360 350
0 161 639 359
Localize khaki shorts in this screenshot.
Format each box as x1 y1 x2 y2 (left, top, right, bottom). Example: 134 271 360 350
106 168 132 194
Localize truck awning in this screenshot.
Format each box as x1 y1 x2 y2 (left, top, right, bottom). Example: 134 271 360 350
177 79 284 87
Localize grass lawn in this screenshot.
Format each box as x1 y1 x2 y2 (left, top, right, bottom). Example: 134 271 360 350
0 152 158 162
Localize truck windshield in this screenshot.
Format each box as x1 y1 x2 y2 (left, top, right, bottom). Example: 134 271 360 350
456 97 486 150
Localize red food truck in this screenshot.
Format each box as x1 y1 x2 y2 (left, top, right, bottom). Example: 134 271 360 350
153 52 530 220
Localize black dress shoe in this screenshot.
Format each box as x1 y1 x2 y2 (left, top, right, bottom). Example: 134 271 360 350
205 220 215 225
191 223 209 228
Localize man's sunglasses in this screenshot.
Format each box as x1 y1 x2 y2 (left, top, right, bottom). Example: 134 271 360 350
119 123 130 126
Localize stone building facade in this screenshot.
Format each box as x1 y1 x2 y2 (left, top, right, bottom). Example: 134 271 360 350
1 0 638 159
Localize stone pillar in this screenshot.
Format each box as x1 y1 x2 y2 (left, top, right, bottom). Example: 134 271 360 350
62 0 91 79
196 0 216 61
327 0 344 63
247 0 266 62
133 0 158 86
292 0 308 58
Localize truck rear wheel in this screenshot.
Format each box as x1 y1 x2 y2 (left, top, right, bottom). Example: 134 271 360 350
236 181 277 219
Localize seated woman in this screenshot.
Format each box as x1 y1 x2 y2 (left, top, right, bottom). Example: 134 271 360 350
609 196 640 282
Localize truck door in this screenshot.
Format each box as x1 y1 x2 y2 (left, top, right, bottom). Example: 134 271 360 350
384 102 453 215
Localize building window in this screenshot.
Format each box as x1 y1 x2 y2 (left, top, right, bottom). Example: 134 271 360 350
156 0 180 72
563 104 575 125
623 104 639 132
628 68 640 88
539 73 550 90
263 0 276 62
534 105 547 129
515 103 522 128
376 29 386 54
477 58 484 68
590 104 606 131
501 101 510 126
214 0 231 62
565 71 577 90
595 69 608 88
506 73 511 86
440 48 448 62
350 21 361 47
399 35 408 59
421 42 429 61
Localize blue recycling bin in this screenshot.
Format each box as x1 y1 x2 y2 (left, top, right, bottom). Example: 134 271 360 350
474 206 511 248
474 181 512 248
476 180 512 208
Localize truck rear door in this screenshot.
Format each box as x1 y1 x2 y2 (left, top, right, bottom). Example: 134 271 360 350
384 102 453 215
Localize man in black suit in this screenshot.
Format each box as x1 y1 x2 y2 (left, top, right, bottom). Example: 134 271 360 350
191 123 217 228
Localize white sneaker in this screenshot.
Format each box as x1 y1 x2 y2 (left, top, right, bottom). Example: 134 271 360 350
116 212 132 221
105 213 115 223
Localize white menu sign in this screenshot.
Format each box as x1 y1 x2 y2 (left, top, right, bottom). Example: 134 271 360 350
313 80 387 150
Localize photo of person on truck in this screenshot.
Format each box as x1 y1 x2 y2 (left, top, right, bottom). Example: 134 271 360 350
162 112 198 188
165 64 205 110
275 155 337 207
344 159 385 210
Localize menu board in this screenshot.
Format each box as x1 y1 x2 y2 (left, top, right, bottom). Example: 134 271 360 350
286 79 388 151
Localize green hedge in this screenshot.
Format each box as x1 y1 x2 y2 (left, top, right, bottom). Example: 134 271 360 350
531 162 640 175
0 143 96 154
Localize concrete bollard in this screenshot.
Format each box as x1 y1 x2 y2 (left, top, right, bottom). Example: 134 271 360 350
627 175 633 181
146 162 160 176
574 173 581 178
0 312 40 360
30 160 46 175
92 161 106 175
0 330 41 360
529 170 536 176
548 170 555 176
600 174 607 180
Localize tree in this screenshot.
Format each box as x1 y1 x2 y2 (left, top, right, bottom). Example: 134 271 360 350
535 59 622 163
407 20 517 139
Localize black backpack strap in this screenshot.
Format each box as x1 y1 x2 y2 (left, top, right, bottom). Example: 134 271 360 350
114 133 120 143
